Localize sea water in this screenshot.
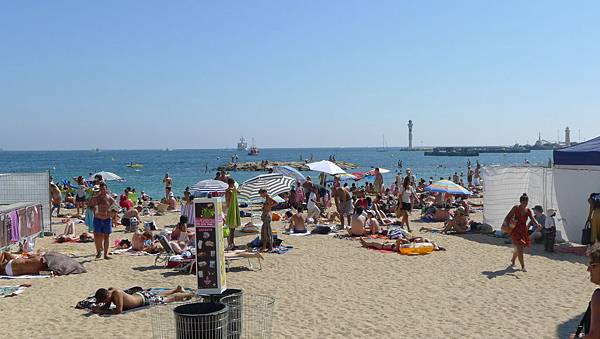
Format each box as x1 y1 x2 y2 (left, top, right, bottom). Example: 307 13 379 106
0 148 552 198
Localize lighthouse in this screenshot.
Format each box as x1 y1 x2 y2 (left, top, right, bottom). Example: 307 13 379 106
565 127 571 146
408 120 413 149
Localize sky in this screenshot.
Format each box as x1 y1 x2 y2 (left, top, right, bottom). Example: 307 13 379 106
1 0 599 150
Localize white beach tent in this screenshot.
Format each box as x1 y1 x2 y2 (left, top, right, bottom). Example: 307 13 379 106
553 137 600 243
481 165 567 241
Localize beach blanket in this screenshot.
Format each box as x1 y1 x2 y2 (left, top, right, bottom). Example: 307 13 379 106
0 285 30 297
270 245 293 254
288 230 311 236
0 275 51 280
110 248 154 256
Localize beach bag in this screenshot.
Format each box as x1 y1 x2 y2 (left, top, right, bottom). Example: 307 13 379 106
582 221 592 245
591 193 600 209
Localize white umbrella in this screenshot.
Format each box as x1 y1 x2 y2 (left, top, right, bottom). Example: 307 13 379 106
190 179 229 197
88 171 125 182
238 173 295 202
307 160 347 175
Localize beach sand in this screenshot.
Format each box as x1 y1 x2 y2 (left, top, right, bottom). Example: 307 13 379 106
0 209 592 339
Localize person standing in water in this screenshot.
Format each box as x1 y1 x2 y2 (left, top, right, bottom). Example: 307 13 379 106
224 178 241 249
502 193 541 272
88 182 115 259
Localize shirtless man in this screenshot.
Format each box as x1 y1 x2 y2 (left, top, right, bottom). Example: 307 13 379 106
285 206 306 233
88 182 115 259
92 286 193 315
373 168 383 193
50 181 61 217
259 188 277 252
334 186 353 229
349 207 367 236
0 252 48 276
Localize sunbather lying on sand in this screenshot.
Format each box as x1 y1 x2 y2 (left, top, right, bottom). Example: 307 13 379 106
0 252 49 276
359 237 445 252
92 286 194 315
132 231 162 253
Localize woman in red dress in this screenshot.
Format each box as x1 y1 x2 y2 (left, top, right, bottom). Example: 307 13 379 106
503 193 541 272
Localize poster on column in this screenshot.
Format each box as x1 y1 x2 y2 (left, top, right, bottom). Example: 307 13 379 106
194 198 227 294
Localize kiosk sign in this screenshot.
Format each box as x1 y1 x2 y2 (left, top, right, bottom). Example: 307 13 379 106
194 198 226 294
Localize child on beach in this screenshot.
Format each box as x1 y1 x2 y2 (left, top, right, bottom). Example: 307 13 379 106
543 209 557 252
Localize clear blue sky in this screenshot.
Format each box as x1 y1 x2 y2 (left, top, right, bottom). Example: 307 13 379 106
1 0 598 150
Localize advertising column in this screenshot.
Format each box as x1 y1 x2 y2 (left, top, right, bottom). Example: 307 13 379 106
194 197 227 294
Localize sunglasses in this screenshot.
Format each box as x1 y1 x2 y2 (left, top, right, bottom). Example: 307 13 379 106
589 263 600 269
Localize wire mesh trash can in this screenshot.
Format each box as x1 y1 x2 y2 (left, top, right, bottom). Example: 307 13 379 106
219 294 275 339
173 302 229 339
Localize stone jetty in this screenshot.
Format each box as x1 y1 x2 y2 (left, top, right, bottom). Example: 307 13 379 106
217 160 359 172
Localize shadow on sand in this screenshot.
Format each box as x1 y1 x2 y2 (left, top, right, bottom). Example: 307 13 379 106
557 312 584 338
481 265 521 279
452 233 589 265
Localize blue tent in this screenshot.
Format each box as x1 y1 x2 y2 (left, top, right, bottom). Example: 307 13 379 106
554 136 600 166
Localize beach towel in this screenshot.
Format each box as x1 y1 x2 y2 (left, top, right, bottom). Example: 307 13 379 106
0 285 30 297
270 245 293 254
289 230 311 236
225 189 241 228
0 275 51 279
8 211 20 242
110 248 153 256
85 208 95 232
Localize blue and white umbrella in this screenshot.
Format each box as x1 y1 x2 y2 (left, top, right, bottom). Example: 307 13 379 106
425 180 471 195
272 165 306 183
190 179 229 197
238 173 295 202
87 171 125 182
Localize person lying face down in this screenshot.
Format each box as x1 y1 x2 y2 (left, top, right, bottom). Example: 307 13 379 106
92 286 194 315
0 252 49 276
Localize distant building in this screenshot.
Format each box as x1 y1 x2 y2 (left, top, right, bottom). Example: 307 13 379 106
565 127 571 146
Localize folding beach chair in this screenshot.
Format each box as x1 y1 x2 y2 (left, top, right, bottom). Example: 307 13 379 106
155 235 176 266
224 250 263 271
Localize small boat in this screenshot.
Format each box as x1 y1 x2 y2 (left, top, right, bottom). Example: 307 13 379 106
248 146 260 156
126 162 144 168
248 138 260 155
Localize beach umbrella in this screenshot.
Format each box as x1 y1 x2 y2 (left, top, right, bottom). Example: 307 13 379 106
272 165 306 183
425 180 471 195
88 171 125 182
307 160 346 175
366 168 390 175
238 173 295 202
190 179 228 197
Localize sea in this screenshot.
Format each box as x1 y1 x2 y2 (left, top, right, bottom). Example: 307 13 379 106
0 148 553 198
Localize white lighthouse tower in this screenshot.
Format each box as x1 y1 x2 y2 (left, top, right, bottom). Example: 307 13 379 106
408 120 413 149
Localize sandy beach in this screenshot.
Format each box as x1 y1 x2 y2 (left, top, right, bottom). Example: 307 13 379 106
0 208 592 339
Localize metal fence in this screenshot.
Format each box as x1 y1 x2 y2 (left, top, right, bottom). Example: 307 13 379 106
0 173 50 233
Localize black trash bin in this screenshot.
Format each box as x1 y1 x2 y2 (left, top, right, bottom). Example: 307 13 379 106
173 302 229 339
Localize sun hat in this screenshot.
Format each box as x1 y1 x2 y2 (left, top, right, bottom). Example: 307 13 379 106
533 205 544 212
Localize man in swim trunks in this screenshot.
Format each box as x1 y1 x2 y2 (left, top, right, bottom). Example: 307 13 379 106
334 186 353 229
373 168 383 193
88 182 115 259
92 286 193 315
163 173 172 199
50 181 62 218
0 252 49 276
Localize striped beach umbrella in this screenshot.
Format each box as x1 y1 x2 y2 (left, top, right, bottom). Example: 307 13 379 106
272 165 306 183
238 173 295 202
190 179 229 197
425 180 471 195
